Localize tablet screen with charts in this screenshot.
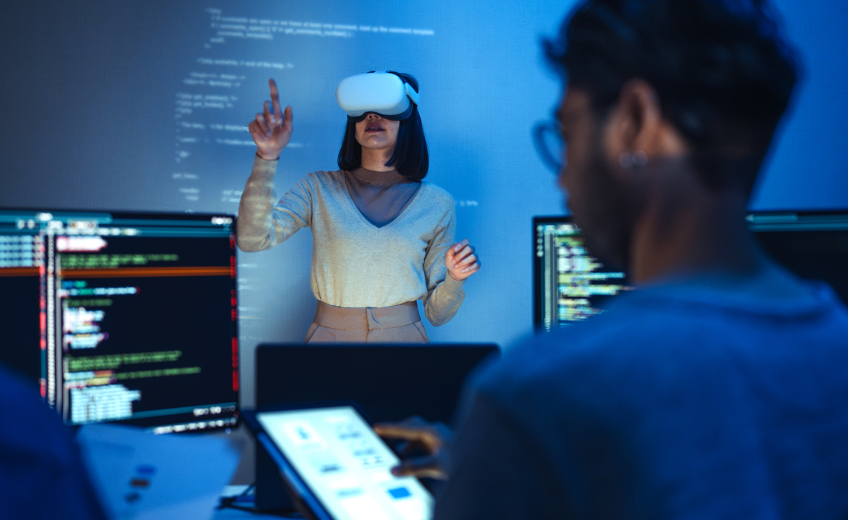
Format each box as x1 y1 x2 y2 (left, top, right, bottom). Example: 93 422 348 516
247 403 434 520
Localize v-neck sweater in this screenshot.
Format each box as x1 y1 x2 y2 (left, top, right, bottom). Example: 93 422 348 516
237 155 465 326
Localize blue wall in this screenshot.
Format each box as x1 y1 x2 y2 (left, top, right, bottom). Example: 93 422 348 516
1 0 846 408
749 0 848 210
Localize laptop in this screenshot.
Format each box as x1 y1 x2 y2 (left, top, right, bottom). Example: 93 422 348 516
253 343 500 511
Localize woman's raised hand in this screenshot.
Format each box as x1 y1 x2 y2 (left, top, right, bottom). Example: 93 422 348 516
248 79 293 161
446 239 481 281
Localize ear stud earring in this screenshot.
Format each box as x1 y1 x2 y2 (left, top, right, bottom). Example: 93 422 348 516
619 150 648 169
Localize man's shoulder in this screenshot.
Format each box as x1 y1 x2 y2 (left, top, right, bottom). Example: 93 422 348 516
0 365 55 423
469 299 664 406
0 365 108 519
474 284 848 407
0 364 79 466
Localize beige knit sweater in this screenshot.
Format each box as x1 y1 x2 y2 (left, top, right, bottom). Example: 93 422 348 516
237 156 465 327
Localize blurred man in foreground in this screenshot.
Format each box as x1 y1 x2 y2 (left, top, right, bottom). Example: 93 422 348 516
0 364 107 519
377 0 848 517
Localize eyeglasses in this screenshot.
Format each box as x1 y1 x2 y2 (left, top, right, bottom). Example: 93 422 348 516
532 120 565 174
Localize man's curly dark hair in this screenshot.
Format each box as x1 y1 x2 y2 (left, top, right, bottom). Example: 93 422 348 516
545 0 801 192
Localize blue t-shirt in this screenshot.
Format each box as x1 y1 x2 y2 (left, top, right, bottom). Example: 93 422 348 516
436 277 848 519
0 365 107 520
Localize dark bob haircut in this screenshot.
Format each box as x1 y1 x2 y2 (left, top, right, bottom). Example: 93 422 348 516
337 72 429 181
544 0 801 192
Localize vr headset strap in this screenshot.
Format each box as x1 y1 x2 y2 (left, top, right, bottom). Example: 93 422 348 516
404 83 420 106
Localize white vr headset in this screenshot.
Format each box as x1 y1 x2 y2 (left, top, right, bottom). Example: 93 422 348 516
335 71 420 122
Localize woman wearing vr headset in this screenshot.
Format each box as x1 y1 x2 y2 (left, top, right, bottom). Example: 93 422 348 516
237 71 480 343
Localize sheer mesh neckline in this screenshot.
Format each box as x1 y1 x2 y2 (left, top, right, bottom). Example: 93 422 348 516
349 166 414 185
343 168 421 228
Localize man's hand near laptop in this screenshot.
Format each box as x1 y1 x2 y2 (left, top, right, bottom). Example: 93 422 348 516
374 417 453 480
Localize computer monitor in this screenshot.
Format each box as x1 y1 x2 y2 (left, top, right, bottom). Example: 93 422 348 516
533 211 848 331
533 216 629 332
749 210 848 306
0 208 239 433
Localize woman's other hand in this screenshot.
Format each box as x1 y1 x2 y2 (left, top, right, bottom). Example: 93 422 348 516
248 78 293 160
374 416 453 480
446 239 480 281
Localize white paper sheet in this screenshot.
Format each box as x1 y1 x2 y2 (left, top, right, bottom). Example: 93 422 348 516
77 423 241 520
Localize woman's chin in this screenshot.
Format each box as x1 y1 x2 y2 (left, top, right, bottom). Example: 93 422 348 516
359 140 395 151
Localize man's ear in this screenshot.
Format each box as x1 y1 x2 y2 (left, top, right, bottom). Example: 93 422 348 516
603 79 663 169
604 79 690 172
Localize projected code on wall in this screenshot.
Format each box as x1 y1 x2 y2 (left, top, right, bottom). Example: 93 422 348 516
172 7 436 208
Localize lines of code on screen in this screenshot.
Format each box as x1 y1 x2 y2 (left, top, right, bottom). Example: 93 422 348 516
534 219 628 332
0 210 239 433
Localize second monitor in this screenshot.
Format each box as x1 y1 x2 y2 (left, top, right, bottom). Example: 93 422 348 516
534 211 848 332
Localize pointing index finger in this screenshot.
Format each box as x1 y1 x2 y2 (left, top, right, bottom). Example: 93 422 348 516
269 78 282 125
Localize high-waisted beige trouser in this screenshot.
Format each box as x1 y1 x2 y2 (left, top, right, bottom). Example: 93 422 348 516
305 301 430 344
